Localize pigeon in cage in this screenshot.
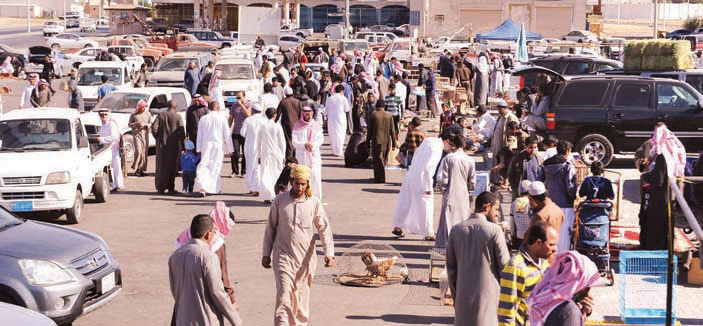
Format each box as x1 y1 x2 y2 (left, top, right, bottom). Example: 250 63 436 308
361 251 398 279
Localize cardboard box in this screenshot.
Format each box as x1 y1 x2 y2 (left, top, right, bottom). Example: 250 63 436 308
688 258 703 285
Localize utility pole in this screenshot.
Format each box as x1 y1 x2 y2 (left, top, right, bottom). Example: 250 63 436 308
345 0 350 39
27 0 30 33
653 0 658 38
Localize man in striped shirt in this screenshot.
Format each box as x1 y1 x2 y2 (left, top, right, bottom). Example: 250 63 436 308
498 220 558 326
384 83 403 138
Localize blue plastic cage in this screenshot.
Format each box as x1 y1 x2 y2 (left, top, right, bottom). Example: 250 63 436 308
619 250 677 324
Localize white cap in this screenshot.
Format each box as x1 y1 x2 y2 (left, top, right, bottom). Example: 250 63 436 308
528 181 546 196
284 86 293 96
519 180 532 195
496 99 508 108
251 103 262 112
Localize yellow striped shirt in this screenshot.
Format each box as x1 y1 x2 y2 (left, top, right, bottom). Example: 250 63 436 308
498 247 549 326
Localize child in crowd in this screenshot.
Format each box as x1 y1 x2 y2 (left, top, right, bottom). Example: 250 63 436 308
543 135 558 160
579 161 614 201
181 140 200 193
438 103 456 135
510 180 533 248
400 117 425 168
275 157 298 195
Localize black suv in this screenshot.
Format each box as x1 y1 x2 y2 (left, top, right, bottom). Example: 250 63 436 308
529 54 622 75
514 66 703 166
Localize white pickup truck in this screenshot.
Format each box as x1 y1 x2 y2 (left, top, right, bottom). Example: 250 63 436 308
0 108 113 224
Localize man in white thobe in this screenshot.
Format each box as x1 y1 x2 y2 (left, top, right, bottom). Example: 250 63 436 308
262 165 334 326
291 106 324 201
20 73 38 108
258 108 286 203
261 84 280 112
324 84 350 156
240 104 267 196
195 101 234 196
96 109 124 191
392 138 444 239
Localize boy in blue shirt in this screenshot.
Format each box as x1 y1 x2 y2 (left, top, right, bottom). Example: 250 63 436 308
579 161 614 201
181 140 200 193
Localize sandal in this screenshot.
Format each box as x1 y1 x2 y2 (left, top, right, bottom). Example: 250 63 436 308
392 228 405 237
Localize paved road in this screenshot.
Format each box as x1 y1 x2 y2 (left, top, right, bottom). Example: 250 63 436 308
0 77 701 325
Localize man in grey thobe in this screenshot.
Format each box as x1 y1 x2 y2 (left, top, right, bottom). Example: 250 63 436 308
169 214 242 326
184 60 201 97
447 192 510 326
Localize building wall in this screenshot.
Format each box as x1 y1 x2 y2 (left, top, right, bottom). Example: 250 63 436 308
419 0 587 39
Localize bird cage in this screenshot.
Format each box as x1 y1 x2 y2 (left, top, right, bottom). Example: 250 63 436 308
336 241 409 287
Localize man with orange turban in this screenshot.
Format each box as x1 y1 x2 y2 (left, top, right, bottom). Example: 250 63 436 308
262 165 334 326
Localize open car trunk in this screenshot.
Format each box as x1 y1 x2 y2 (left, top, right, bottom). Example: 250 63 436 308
511 66 566 95
28 46 52 65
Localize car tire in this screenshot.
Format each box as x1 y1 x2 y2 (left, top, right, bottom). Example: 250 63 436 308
65 189 83 224
122 133 135 165
93 170 110 203
51 43 61 51
577 133 614 167
143 57 154 71
578 39 583 43
296 32 304 38
222 43 231 48
73 62 82 69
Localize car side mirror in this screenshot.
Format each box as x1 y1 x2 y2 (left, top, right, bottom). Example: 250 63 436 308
78 136 89 148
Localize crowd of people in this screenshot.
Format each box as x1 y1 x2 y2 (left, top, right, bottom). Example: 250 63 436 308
6 39 694 326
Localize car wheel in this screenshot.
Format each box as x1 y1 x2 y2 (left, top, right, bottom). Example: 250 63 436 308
122 133 135 165
222 43 231 48
93 170 110 203
578 39 583 43
51 43 61 51
65 189 83 224
296 32 304 38
143 57 154 71
577 133 614 166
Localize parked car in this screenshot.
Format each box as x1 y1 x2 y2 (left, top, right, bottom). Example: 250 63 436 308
278 35 305 52
66 19 79 29
430 36 471 53
379 39 413 65
522 54 622 88
79 18 96 33
148 51 212 87
83 88 191 162
45 33 98 50
0 302 56 326
0 205 121 324
189 30 234 48
62 47 104 69
96 18 109 31
280 24 313 38
173 19 195 32
355 31 397 42
324 23 347 40
147 18 168 33
338 39 370 56
512 66 703 166
111 38 170 70
76 61 133 109
0 43 26 76
107 45 145 74
367 25 392 32
0 108 114 223
561 30 599 43
215 58 262 104
25 46 73 78
666 28 691 39
601 69 703 95
42 21 64 36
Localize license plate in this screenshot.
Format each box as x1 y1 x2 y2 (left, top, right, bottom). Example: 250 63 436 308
12 201 32 212
226 96 237 103
101 272 115 294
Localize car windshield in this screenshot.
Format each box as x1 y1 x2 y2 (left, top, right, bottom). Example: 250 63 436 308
157 58 190 71
217 64 254 79
0 207 22 230
95 93 149 113
78 68 121 85
0 119 72 151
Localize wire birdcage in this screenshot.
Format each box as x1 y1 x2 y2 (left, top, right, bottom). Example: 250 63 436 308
336 241 408 287
619 250 677 324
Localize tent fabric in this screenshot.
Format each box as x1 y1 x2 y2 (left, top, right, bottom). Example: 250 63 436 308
476 19 542 41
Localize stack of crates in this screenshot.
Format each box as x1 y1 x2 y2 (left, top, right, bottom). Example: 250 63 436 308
619 250 677 324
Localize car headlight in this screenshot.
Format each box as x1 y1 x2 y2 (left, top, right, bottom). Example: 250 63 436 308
46 171 71 185
19 260 73 285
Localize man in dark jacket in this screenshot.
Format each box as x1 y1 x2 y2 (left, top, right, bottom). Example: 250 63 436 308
185 94 209 144
507 136 543 199
276 87 303 160
540 140 577 252
368 100 397 183
151 100 185 194
67 80 84 112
